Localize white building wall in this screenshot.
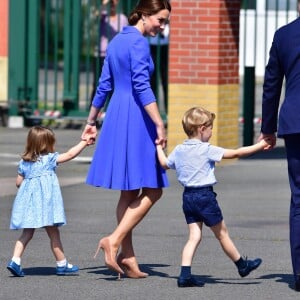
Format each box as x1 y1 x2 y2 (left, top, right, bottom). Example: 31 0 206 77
239 0 298 77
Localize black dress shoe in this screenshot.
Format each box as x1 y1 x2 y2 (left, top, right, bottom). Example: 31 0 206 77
177 276 205 287
238 258 262 277
295 279 300 292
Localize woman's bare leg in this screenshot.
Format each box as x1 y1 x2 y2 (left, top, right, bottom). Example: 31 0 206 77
116 190 140 257
98 188 163 273
111 188 162 248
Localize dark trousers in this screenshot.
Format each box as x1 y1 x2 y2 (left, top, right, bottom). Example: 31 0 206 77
284 134 300 281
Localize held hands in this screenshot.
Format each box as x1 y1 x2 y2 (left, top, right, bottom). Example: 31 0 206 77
81 124 97 145
257 133 276 150
155 124 167 149
259 138 272 150
84 134 96 146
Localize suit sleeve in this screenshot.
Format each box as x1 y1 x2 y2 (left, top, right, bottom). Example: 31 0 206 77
261 32 284 134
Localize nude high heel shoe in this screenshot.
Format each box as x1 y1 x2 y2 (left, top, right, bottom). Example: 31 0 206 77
117 253 148 279
94 237 124 274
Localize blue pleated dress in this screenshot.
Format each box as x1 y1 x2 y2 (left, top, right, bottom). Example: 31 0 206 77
86 26 169 190
10 153 66 229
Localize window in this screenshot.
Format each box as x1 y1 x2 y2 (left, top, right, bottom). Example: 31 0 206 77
266 0 298 11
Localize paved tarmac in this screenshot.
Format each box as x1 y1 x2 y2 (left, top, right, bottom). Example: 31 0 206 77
0 127 297 300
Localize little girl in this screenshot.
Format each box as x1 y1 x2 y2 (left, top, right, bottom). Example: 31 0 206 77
7 126 92 277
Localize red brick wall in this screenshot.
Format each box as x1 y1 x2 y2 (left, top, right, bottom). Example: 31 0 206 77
0 0 8 56
169 0 240 85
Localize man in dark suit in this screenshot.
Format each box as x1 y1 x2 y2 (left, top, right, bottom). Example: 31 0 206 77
259 0 300 292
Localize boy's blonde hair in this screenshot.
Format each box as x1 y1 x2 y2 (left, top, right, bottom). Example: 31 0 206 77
22 126 56 161
182 107 215 137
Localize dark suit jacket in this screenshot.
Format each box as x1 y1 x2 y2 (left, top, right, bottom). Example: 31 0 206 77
261 17 300 137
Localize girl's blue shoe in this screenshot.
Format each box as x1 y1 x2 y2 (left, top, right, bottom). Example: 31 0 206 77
56 263 79 275
7 260 25 277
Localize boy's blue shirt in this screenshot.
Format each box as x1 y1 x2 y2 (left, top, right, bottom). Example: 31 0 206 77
166 139 225 187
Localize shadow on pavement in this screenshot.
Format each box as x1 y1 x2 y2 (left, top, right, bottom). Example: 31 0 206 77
82 263 171 279
259 273 295 291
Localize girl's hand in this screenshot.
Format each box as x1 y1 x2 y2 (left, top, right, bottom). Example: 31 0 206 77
81 125 97 145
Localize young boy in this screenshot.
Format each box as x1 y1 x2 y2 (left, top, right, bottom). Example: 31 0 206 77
157 107 271 288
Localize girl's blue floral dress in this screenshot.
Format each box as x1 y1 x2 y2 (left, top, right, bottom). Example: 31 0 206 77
10 153 66 229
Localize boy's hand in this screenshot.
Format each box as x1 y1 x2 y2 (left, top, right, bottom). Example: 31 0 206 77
260 137 272 150
258 133 276 150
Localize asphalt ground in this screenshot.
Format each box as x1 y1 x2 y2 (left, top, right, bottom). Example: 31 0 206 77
0 126 297 300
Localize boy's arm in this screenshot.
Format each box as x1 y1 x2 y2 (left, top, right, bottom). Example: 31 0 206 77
57 140 89 164
223 139 271 159
156 144 170 170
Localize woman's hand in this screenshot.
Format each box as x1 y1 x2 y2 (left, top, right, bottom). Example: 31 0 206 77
155 124 167 149
81 124 97 145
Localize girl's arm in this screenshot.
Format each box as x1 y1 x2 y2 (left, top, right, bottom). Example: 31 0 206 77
156 144 170 170
223 139 271 159
16 174 24 188
57 140 89 164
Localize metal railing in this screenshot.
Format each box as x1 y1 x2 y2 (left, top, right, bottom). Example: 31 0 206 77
8 0 168 124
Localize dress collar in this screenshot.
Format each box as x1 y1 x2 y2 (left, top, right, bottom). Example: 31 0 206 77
122 26 141 35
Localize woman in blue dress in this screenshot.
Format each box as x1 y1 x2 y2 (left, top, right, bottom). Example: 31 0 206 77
7 126 92 277
82 0 171 278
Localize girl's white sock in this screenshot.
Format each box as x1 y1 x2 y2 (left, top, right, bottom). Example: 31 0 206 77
56 258 67 267
56 258 73 268
12 257 21 265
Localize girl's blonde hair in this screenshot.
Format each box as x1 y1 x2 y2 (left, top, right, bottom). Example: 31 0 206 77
22 126 56 161
182 107 215 137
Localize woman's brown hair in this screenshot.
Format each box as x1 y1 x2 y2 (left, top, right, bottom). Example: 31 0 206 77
128 0 171 25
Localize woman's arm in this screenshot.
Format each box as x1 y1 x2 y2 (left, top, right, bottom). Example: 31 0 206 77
144 102 167 148
130 37 167 148
81 105 100 144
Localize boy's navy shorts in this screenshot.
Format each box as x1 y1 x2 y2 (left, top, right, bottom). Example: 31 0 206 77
182 186 223 227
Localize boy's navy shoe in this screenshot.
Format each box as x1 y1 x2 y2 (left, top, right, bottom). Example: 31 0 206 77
238 258 262 277
56 263 79 275
7 260 25 277
177 276 205 287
